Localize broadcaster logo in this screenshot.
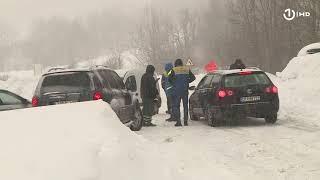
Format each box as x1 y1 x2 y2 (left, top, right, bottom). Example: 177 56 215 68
283 8 310 21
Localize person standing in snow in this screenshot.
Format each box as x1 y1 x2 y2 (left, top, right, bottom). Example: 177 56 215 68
161 63 174 121
169 59 196 126
141 65 159 127
230 59 246 70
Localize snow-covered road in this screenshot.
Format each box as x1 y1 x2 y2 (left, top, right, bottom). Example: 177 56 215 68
138 113 320 180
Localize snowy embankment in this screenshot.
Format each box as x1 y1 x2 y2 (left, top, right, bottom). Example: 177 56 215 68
0 101 176 180
274 53 320 126
0 70 39 100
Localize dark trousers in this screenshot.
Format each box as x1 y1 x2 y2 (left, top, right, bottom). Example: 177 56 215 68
172 93 189 122
166 95 173 114
142 98 154 123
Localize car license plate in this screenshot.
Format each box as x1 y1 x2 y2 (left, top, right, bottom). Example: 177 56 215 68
240 96 260 102
55 101 74 105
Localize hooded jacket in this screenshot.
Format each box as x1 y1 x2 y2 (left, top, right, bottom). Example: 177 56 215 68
141 65 158 99
230 59 246 70
161 63 174 96
169 59 196 96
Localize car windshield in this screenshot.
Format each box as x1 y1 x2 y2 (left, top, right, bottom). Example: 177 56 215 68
224 73 271 88
41 72 90 92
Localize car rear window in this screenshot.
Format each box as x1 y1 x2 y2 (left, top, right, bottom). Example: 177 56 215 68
42 72 90 89
224 72 271 88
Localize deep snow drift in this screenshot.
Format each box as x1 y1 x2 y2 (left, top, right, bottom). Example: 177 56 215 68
297 43 320 57
0 101 175 180
275 53 320 126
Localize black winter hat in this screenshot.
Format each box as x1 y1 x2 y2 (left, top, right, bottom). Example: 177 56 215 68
174 59 183 67
146 65 155 74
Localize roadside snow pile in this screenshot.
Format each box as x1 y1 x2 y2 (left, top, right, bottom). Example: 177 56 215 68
297 43 320 57
276 53 320 125
0 70 39 100
0 101 175 180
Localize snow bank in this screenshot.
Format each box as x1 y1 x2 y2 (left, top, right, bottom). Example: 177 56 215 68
276 53 320 126
0 70 39 100
0 101 175 180
297 43 320 57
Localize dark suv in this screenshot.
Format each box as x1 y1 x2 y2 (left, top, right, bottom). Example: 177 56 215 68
189 69 279 127
32 67 143 131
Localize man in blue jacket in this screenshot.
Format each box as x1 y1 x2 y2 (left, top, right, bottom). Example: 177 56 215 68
169 59 196 126
161 63 174 121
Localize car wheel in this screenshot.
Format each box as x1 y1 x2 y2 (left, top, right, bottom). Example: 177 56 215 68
205 108 219 127
189 105 199 121
265 113 277 124
130 105 143 131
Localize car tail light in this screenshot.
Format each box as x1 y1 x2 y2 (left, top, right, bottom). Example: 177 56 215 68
218 90 227 98
93 91 103 100
265 85 278 94
32 96 39 107
238 71 252 75
217 89 234 98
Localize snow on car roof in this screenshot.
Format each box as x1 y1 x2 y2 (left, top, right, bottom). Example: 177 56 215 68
212 68 262 75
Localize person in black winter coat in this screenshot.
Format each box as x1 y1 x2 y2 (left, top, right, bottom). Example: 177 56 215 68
230 59 246 70
141 65 159 127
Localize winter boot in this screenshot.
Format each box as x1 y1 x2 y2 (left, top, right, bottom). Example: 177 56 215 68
184 120 188 126
175 121 182 127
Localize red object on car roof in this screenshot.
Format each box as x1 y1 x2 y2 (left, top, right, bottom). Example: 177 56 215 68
205 60 218 72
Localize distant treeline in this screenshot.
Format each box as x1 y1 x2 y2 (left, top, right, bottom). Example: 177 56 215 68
1 0 319 72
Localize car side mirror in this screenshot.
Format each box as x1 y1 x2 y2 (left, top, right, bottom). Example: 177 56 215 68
189 86 196 91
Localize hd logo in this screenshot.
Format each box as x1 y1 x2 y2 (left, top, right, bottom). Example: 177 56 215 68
283 8 311 21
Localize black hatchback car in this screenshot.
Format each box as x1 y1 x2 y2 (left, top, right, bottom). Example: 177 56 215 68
32 66 143 131
189 69 279 127
0 90 31 111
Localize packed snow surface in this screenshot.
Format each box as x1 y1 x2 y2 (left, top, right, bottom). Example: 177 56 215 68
0 101 175 180
1 52 320 179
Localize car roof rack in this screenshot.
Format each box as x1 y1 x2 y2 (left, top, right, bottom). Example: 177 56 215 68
90 65 109 70
47 67 68 73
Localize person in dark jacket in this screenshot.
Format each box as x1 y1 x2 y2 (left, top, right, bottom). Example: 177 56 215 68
161 63 174 121
161 63 174 112
141 65 159 127
230 59 246 70
169 59 196 126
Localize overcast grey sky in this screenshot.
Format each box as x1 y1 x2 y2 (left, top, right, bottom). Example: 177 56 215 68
0 0 145 29
0 0 208 31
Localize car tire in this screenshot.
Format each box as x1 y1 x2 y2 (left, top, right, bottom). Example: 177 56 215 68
205 107 219 127
189 106 199 121
265 113 277 124
130 105 143 131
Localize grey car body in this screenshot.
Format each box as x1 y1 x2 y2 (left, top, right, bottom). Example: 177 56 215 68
0 90 31 111
32 67 143 131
